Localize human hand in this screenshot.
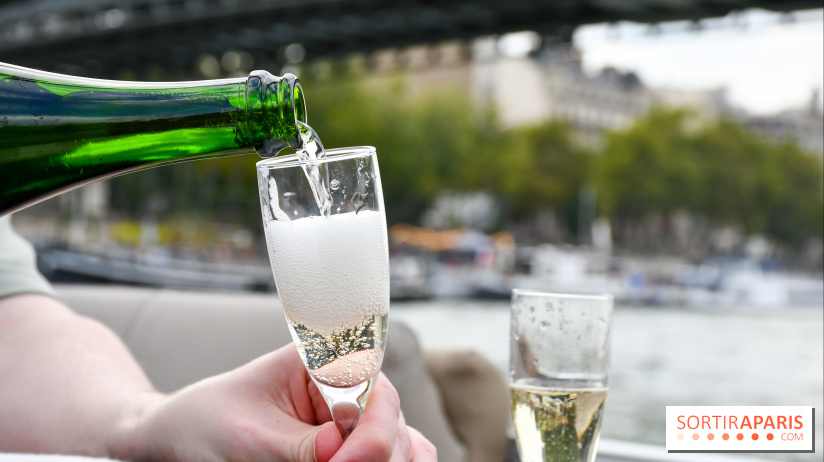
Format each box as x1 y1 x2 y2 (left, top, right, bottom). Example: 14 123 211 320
112 344 436 462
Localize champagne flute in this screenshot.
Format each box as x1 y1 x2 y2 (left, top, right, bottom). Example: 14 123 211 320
510 290 613 462
257 147 389 438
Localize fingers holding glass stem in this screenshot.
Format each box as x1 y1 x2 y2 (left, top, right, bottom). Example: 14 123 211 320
315 376 376 439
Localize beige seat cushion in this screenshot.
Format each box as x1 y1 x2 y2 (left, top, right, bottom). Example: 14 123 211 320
425 349 511 462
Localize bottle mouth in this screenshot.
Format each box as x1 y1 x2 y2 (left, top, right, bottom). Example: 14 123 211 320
246 70 309 157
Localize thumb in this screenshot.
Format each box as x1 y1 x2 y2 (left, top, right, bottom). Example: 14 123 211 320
313 422 343 462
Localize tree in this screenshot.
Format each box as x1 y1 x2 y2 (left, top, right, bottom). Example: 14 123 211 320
594 108 703 220
593 108 823 249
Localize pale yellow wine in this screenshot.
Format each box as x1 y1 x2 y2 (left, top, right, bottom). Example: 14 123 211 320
288 314 387 388
510 382 608 462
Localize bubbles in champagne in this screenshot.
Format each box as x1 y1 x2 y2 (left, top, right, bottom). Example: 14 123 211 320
289 314 387 388
267 210 389 388
265 210 389 336
511 382 607 462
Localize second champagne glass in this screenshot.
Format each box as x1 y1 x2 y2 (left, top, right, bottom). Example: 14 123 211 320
258 147 389 438
510 290 613 462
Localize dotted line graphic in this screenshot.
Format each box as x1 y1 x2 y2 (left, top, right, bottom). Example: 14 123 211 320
677 432 775 441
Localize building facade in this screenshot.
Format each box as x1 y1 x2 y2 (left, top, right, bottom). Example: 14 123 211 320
471 39 655 144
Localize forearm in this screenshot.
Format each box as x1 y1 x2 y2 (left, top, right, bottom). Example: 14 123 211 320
0 293 163 457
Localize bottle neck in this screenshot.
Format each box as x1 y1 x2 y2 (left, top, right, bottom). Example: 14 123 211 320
244 70 307 156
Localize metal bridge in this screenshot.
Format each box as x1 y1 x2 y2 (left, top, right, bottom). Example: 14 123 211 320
0 0 820 74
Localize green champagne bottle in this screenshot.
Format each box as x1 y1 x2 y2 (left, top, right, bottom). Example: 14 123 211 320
0 62 307 216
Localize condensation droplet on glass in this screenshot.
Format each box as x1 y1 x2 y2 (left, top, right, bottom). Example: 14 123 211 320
358 160 365 171
581 310 586 317
351 191 367 213
293 210 298 216
539 321 547 330
284 192 296 199
330 179 340 190
529 305 535 313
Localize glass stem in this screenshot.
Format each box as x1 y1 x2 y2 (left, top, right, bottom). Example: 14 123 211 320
313 377 377 439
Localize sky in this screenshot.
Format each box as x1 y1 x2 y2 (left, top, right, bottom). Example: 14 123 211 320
571 8 824 115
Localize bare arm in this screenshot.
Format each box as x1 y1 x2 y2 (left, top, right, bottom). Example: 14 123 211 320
0 294 436 462
0 294 161 456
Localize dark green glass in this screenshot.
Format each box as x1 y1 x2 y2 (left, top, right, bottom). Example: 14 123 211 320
0 62 308 216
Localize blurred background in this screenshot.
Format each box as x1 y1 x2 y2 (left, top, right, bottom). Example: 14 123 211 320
2 1 822 461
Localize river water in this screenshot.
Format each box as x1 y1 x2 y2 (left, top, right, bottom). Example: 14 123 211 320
390 300 823 462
